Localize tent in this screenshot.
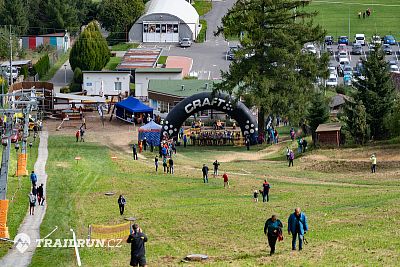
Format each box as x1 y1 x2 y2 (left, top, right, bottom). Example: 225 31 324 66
115 97 153 123
138 121 162 146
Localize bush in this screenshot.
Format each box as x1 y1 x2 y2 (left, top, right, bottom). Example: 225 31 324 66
73 67 83 84
196 19 207 43
60 87 70 93
20 65 29 79
33 54 51 78
70 21 110 71
69 83 82 93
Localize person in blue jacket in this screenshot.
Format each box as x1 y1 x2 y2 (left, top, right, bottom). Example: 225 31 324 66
288 207 308 251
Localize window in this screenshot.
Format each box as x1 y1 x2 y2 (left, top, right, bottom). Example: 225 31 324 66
149 24 156 33
114 82 122 91
173 24 178 33
143 24 148 33
161 24 166 33
167 24 173 33
156 24 161 33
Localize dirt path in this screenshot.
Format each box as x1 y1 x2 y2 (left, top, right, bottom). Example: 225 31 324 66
0 132 49 267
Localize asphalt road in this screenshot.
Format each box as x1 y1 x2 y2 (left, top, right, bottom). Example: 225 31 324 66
142 0 237 80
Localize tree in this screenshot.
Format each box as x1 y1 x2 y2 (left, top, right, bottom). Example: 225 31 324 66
306 92 329 144
385 98 400 138
0 28 20 60
98 0 145 43
341 100 369 144
353 45 395 139
27 0 80 35
69 22 110 71
214 0 329 135
0 0 29 35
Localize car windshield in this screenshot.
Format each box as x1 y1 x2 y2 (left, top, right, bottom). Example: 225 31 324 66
356 37 364 40
328 78 336 82
386 36 394 40
182 38 189 41
344 67 352 71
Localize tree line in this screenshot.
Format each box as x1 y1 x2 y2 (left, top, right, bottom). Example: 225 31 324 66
0 0 145 43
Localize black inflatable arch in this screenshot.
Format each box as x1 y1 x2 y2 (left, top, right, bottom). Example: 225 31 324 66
160 92 258 142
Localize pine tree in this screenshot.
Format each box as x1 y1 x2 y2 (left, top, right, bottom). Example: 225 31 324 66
342 100 369 144
354 45 395 139
214 0 329 134
0 0 29 35
70 22 110 71
306 92 329 144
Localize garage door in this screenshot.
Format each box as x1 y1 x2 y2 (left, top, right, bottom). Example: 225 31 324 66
143 22 179 43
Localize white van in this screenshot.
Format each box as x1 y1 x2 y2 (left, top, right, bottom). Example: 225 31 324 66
355 34 366 46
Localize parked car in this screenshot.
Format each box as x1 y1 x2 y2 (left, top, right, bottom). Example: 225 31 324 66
338 51 349 61
389 64 400 73
338 36 349 45
371 35 382 45
344 74 352 86
388 60 397 67
354 62 364 77
338 58 350 76
337 44 348 52
227 46 238 60
368 43 376 52
382 44 392 55
383 35 396 45
2 67 18 82
328 65 337 75
306 44 317 54
354 34 366 46
326 74 338 87
343 65 353 76
325 36 334 45
352 43 362 55
179 38 192 47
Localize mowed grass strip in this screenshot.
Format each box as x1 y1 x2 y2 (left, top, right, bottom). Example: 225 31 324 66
30 136 400 266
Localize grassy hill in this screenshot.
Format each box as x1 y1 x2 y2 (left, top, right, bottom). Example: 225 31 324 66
28 134 400 266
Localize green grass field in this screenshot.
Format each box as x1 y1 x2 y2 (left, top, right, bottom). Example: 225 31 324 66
306 0 400 39
110 43 139 52
28 134 400 266
0 137 39 258
103 57 122 71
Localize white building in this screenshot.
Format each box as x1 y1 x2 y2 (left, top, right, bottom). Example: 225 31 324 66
82 71 131 97
129 0 200 43
135 68 183 100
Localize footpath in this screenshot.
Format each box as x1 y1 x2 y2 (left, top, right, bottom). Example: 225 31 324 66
0 131 49 267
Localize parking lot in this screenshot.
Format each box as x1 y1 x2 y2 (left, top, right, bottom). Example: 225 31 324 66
324 37 400 85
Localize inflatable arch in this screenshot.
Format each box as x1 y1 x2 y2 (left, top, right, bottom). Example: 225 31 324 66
160 92 258 142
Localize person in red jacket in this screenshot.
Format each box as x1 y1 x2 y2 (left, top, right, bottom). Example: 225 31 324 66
223 172 229 188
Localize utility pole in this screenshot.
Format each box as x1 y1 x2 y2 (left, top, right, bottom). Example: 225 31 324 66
9 25 13 87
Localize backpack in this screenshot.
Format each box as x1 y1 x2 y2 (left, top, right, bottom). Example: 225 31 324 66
289 152 294 160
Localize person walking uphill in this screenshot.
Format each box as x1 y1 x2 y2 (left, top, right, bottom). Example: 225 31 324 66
370 153 377 173
202 164 209 183
127 224 148 267
264 215 283 256
30 170 37 186
118 195 126 215
133 144 138 160
288 150 294 167
288 208 308 251
262 180 270 202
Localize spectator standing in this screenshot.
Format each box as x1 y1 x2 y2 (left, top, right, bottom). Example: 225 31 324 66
222 172 229 188
143 138 147 151
118 195 126 215
302 138 307 153
133 145 138 160
127 224 148 267
80 127 85 142
213 160 220 177
288 150 294 167
264 215 284 256
30 170 37 186
288 208 308 251
154 156 159 172
75 130 80 142
168 157 174 174
262 180 270 202
286 147 290 161
202 164 209 183
183 135 187 148
162 157 167 173
370 153 377 173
